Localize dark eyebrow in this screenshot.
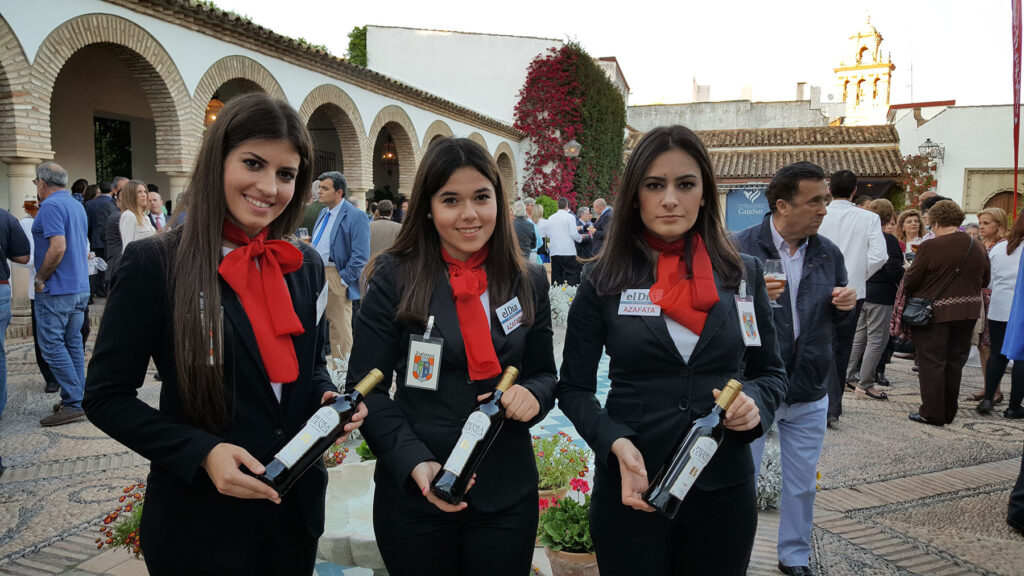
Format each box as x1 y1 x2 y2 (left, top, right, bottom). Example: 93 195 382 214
642 174 698 181
241 151 267 163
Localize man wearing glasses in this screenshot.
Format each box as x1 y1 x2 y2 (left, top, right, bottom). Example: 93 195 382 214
32 163 91 427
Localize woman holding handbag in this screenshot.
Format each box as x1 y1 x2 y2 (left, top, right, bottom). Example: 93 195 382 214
903 200 990 426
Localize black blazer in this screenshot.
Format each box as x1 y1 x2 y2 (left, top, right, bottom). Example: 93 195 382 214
83 232 336 571
592 208 612 255
558 254 787 492
346 253 557 514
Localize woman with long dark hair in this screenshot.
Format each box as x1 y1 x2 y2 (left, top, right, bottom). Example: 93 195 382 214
557 125 787 574
346 137 556 576
83 93 365 575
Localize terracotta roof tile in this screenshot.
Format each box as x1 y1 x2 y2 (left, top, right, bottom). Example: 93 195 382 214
698 125 898 147
710 148 903 179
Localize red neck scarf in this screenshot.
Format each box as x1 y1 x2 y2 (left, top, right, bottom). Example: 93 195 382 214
644 232 720 335
219 220 305 383
441 245 501 381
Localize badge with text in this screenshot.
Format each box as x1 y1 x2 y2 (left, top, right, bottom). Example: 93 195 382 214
734 281 761 347
618 289 662 316
406 316 444 390
495 297 524 335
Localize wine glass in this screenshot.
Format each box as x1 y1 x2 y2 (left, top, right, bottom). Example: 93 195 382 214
296 227 310 243
764 259 786 308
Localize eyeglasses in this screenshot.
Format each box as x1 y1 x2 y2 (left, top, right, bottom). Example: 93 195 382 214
31 178 40 185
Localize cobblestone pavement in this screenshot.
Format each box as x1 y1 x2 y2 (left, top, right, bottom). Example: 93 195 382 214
1 322 1022 575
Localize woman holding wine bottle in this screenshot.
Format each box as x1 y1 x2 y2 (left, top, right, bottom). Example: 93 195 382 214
557 125 788 575
345 137 557 576
83 93 366 575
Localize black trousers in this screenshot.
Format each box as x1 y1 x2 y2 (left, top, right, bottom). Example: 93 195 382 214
984 320 1024 409
144 528 317 576
551 255 580 286
1009 441 1024 534
590 472 757 575
828 299 863 418
373 488 538 576
915 319 975 424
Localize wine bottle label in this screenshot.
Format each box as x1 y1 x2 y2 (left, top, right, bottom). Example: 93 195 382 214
442 411 491 476
275 406 341 468
668 436 718 500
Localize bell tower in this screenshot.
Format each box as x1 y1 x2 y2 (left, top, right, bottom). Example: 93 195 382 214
834 16 895 125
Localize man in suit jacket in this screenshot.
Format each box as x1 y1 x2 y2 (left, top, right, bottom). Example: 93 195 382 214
590 197 612 256
734 162 856 576
311 171 369 360
574 206 595 259
147 189 167 232
369 199 401 258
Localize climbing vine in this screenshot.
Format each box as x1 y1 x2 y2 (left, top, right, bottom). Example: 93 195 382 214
347 26 367 67
899 154 937 207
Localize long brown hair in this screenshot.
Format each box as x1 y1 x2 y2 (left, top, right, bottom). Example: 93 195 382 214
1007 210 1024 254
170 93 313 431
365 137 534 327
122 179 148 226
590 125 743 295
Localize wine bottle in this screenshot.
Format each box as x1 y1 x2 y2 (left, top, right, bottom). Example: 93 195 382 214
643 379 743 519
256 368 384 496
430 366 520 505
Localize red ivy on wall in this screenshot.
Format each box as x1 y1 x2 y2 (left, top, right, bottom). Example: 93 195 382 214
513 46 583 204
899 154 937 207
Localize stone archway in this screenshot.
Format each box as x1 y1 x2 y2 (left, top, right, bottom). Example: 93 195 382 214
299 85 369 194
193 55 286 137
0 14 34 159
467 132 488 153
29 13 193 172
494 142 517 200
368 105 420 199
983 190 1024 216
421 119 454 150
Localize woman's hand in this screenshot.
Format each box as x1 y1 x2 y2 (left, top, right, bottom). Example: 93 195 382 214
320 391 368 444
201 443 281 504
610 438 654 512
475 385 540 422
410 461 474 512
713 389 761 432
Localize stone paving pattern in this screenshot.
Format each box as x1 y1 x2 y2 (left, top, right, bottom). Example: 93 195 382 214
1 318 1022 575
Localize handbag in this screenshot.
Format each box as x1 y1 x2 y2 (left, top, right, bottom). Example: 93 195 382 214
901 237 974 327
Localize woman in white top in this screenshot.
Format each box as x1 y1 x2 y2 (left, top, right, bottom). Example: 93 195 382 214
119 179 156 249
977 218 1023 418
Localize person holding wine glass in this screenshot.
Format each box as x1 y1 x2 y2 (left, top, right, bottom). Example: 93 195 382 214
345 137 557 576
82 93 366 575
764 259 786 308
557 125 787 575
734 161 857 575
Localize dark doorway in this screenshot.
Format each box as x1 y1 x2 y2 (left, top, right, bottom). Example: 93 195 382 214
94 116 132 182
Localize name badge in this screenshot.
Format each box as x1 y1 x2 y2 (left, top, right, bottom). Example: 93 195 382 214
496 297 524 335
735 281 761 347
406 316 444 390
618 289 661 316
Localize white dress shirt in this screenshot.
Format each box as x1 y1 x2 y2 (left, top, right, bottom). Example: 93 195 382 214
818 199 886 299
313 202 343 266
546 209 582 256
770 216 808 339
987 239 1021 322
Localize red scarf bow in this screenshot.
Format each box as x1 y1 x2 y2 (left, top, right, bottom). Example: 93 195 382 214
644 232 720 335
219 220 305 383
441 245 501 381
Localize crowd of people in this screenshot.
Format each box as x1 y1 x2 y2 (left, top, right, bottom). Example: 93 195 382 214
0 91 1020 575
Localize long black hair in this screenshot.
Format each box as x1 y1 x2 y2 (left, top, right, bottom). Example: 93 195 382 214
589 125 743 295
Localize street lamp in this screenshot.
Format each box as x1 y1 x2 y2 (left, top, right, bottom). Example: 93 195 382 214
564 139 581 158
918 138 944 162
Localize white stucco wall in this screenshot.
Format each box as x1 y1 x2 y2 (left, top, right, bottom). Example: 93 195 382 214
367 26 561 126
893 105 1024 209
0 0 526 196
627 100 830 131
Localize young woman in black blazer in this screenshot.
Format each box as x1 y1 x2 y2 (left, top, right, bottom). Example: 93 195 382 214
83 93 366 575
558 125 788 575
346 137 557 576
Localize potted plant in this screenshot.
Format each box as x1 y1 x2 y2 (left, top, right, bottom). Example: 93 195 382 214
534 431 590 500
538 478 597 576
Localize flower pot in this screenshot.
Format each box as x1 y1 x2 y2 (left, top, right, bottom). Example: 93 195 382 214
318 460 386 571
545 548 599 576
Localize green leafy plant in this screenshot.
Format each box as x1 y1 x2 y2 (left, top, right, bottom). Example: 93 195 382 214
538 478 593 553
533 431 590 490
356 439 376 461
347 26 367 67
96 482 145 558
535 195 558 219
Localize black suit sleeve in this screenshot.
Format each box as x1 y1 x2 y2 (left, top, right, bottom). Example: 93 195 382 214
83 241 223 484
518 264 558 426
830 247 854 325
556 277 638 468
736 256 788 442
880 234 906 286
345 260 434 487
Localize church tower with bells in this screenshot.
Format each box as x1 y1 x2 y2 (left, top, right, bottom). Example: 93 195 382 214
834 16 895 126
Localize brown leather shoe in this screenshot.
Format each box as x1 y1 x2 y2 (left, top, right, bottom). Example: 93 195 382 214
40 406 85 427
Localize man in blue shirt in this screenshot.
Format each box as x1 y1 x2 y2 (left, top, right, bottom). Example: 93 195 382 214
32 162 91 427
0 205 31 478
